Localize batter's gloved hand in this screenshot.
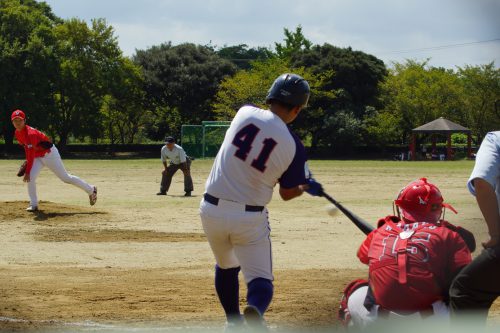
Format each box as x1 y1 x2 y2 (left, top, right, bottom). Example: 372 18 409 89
305 178 323 196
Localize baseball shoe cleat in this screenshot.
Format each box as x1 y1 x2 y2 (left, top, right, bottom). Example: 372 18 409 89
223 319 245 333
243 305 269 332
89 186 97 206
184 191 191 197
156 191 167 195
26 206 38 212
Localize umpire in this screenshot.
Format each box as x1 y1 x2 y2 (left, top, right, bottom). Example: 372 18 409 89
157 136 193 197
450 131 500 324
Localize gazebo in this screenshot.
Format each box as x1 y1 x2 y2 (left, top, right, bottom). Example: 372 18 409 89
410 117 472 160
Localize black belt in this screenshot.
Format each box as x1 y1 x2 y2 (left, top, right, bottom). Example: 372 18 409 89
204 193 264 212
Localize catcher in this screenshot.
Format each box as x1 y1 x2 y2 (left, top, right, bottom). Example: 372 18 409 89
339 178 473 328
11 109 97 212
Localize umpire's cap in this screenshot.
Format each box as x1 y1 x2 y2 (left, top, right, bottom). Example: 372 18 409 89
164 136 175 143
265 73 310 107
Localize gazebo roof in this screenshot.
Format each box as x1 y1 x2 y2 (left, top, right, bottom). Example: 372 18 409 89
412 117 470 133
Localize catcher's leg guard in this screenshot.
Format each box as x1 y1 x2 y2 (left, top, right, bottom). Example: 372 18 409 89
338 279 369 328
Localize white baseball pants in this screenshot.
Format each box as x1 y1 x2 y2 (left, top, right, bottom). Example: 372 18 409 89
27 146 94 206
347 286 450 328
200 197 272 284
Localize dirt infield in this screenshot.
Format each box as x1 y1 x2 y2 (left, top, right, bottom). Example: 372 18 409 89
0 159 498 331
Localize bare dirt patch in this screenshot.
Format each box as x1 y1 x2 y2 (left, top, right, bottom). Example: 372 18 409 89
0 266 360 331
34 228 206 243
0 159 498 331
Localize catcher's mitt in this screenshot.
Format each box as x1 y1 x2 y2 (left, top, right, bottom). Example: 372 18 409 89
456 227 476 253
17 161 27 177
441 221 476 253
37 141 53 149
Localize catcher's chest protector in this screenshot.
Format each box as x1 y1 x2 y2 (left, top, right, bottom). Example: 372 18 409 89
369 221 430 285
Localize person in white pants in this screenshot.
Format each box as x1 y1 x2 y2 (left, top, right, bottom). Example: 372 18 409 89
11 109 97 212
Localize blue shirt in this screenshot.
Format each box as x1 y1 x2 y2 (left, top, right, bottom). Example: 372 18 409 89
468 131 500 212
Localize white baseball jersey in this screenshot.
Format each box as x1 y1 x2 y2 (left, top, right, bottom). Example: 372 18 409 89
161 144 187 164
205 105 308 206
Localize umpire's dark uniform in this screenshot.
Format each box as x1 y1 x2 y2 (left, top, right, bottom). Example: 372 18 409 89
449 131 500 324
157 137 193 196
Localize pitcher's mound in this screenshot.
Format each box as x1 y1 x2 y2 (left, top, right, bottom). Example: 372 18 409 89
0 200 107 223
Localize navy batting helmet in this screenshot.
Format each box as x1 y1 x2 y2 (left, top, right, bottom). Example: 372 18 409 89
265 73 310 107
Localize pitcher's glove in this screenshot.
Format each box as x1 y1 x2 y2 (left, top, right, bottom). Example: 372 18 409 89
17 161 27 177
38 141 53 149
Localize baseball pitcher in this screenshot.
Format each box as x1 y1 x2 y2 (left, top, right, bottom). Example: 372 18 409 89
11 109 97 212
200 74 323 331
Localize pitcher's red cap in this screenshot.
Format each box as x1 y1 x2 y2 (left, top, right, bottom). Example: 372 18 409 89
11 109 26 120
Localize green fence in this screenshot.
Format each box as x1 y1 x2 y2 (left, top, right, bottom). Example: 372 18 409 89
181 121 231 158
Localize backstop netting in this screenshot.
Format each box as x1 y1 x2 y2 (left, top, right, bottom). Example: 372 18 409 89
181 121 231 158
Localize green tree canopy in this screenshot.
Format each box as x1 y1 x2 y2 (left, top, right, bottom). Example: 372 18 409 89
292 43 388 116
133 42 237 140
0 0 60 144
212 57 335 150
275 25 312 60
51 18 124 146
100 57 145 144
457 62 500 142
216 44 273 70
371 60 465 144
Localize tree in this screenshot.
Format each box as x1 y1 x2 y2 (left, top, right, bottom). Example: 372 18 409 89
275 25 312 60
292 43 387 117
133 42 237 135
100 57 145 144
0 0 60 145
212 57 335 150
287 42 387 150
51 18 124 146
375 60 465 144
457 63 500 142
217 44 273 70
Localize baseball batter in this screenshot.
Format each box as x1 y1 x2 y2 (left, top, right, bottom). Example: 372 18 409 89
199 74 323 331
341 178 472 328
11 110 97 211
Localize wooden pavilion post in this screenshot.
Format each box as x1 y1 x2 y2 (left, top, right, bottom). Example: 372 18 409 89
431 134 437 157
447 133 452 160
467 133 472 159
411 133 416 161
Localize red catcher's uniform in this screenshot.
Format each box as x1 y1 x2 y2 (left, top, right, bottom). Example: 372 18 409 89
357 216 471 312
14 125 51 175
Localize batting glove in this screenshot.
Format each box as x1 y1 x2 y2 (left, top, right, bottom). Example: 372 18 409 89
305 178 323 196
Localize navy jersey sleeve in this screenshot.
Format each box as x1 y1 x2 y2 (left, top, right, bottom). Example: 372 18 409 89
279 129 307 189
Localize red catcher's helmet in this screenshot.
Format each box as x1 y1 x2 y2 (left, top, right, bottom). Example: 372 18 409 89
394 177 457 223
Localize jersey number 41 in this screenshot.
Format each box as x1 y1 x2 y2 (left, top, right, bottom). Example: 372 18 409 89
232 123 277 172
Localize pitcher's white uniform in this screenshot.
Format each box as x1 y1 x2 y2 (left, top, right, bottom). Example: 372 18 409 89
200 105 308 283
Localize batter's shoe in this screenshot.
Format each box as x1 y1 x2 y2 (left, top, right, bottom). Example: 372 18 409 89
223 319 245 333
156 191 166 195
89 186 97 206
184 191 191 197
26 206 38 212
243 305 269 332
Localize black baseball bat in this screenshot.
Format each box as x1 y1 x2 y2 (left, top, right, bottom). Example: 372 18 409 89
321 191 374 235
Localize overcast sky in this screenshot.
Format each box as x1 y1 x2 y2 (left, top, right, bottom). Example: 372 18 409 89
41 0 500 69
